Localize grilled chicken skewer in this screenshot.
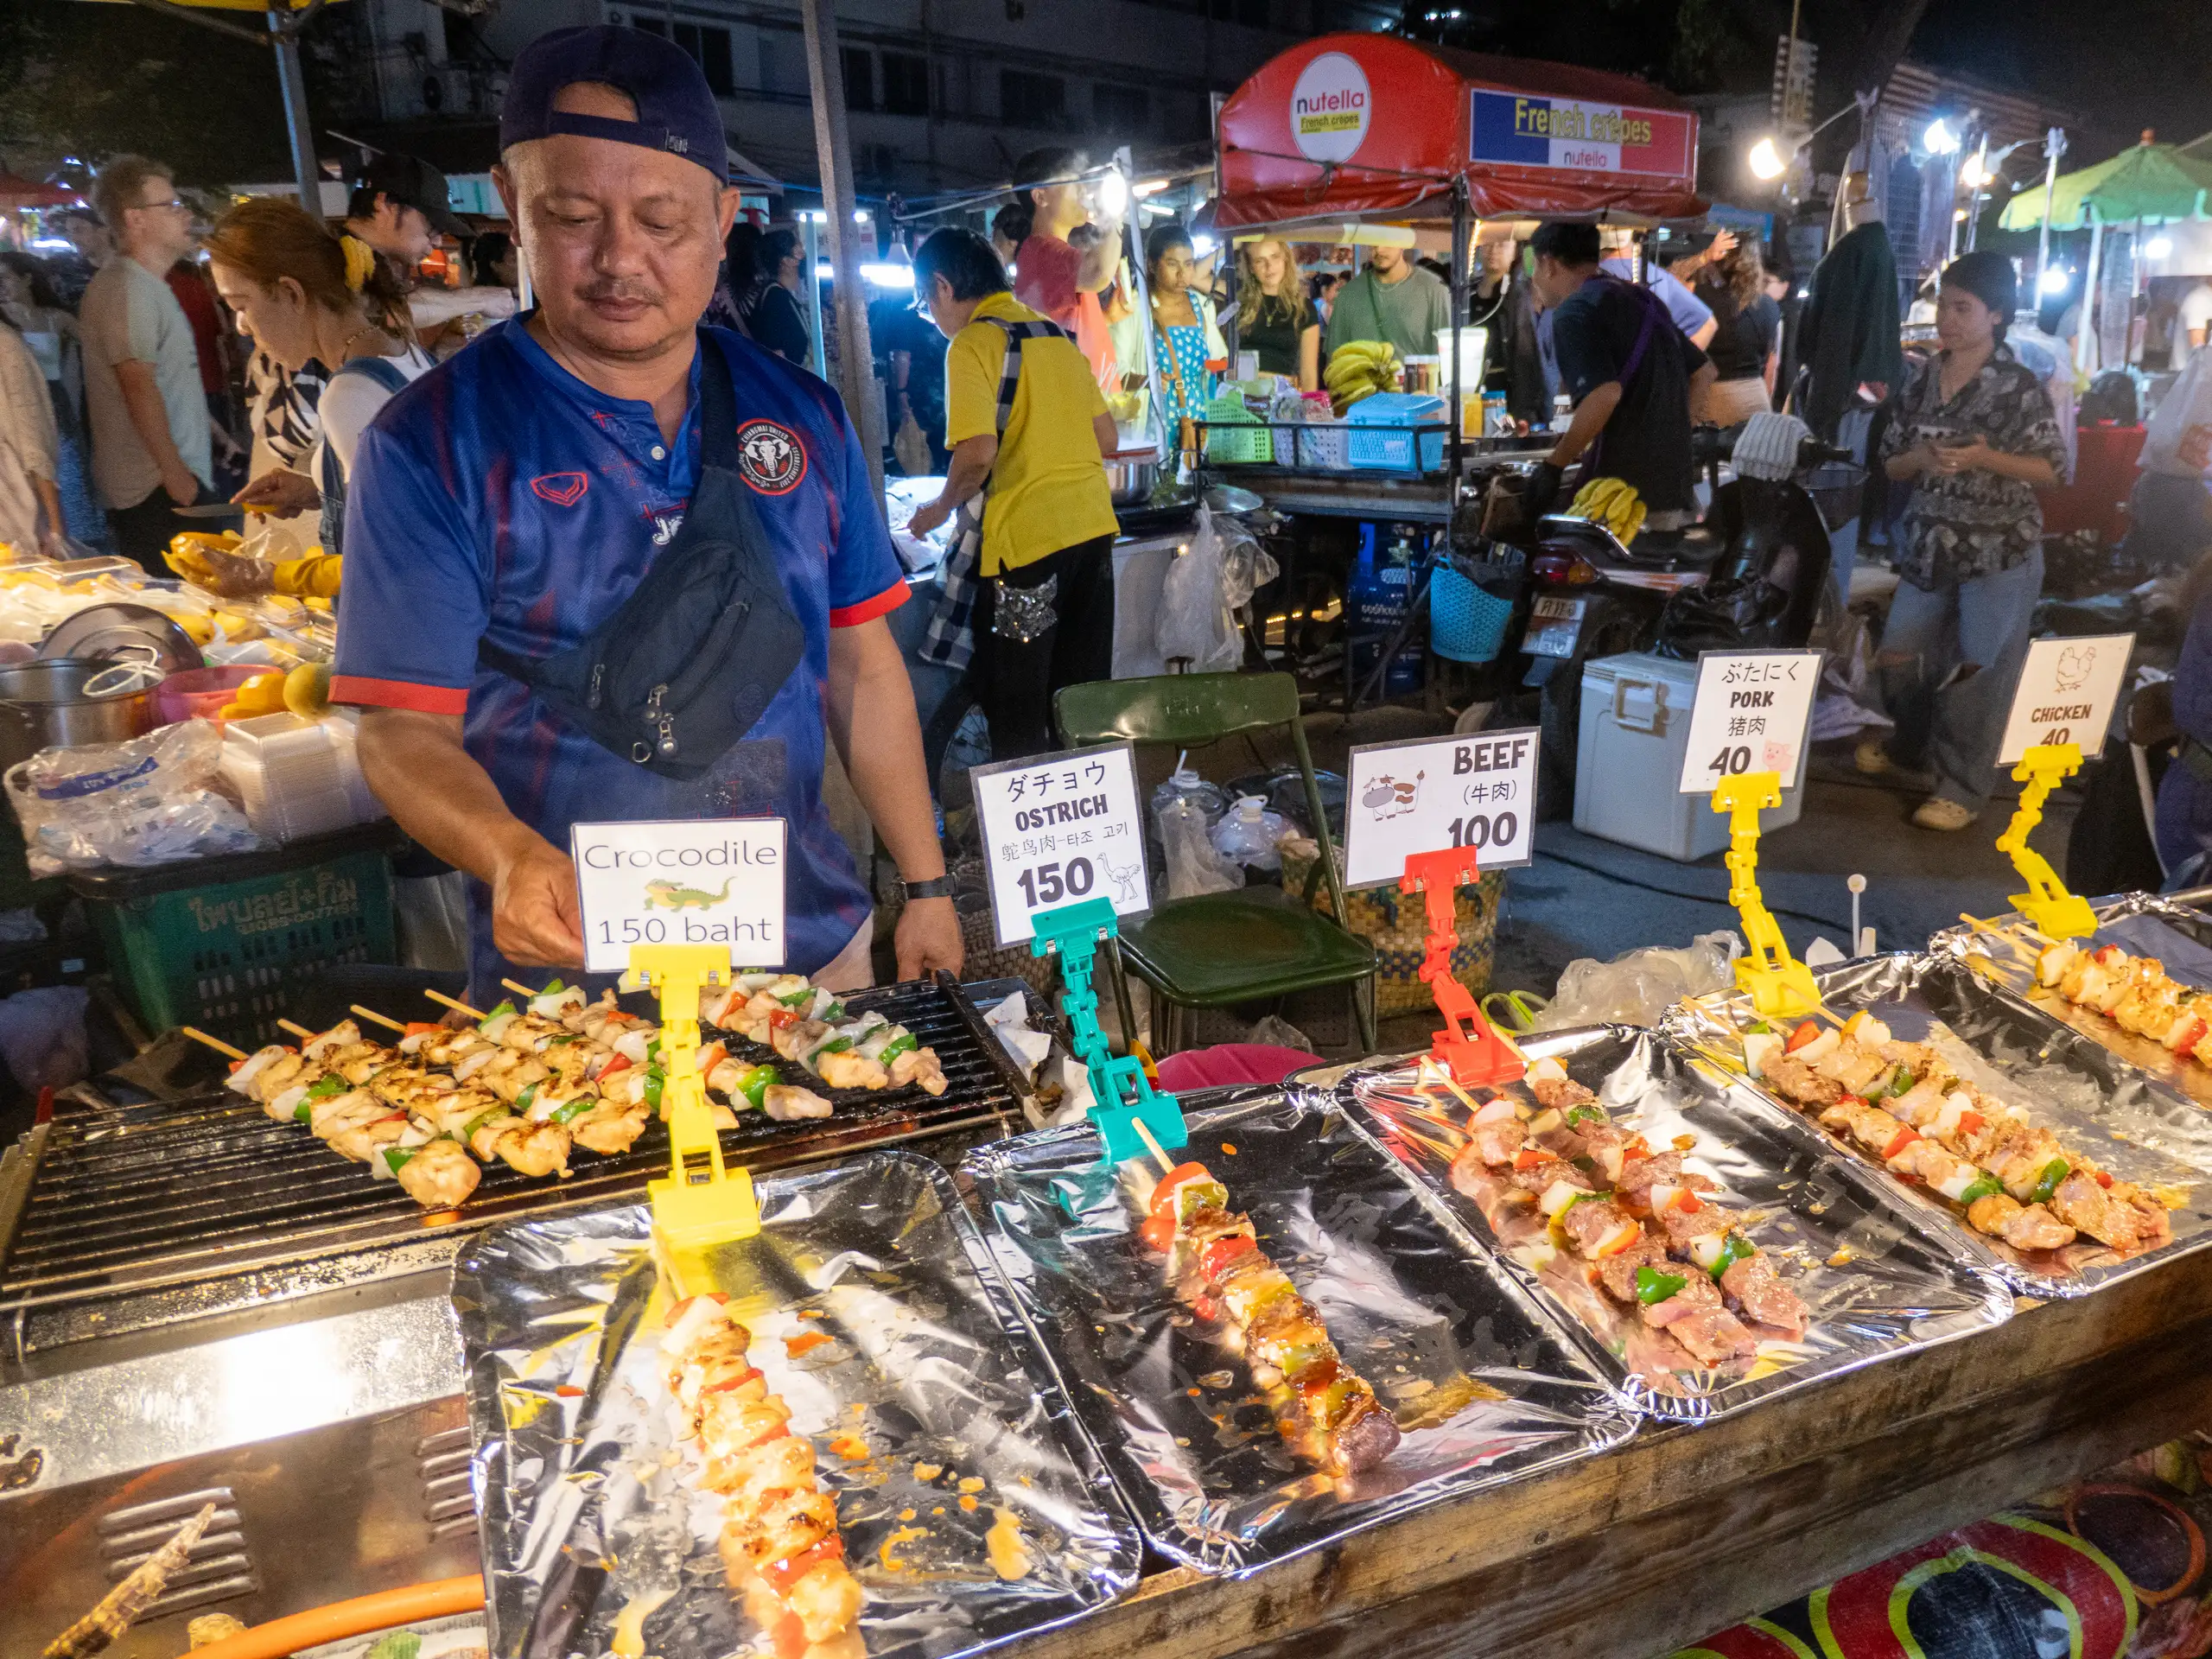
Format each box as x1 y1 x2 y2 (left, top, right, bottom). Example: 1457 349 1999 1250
661 1294 864 1653
1445 1058 1807 1366
2036 938 2212 1061
1136 1155 1401 1476
700 975 950 1098
1747 1011 2174 1255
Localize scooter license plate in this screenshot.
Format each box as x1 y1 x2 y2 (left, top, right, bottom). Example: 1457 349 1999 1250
1524 595 1586 658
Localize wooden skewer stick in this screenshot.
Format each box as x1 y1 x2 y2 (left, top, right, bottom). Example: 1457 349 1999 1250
423 988 487 1020
501 977 539 999
276 1019 317 1041
1395 1121 1464 1160
180 1025 247 1061
351 1004 409 1034
1415 1054 1484 1118
1960 912 2037 960
1128 1114 1178 1178
41 1500 217 1659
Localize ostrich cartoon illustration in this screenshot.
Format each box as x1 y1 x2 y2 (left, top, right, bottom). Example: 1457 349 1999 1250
1101 854 1142 904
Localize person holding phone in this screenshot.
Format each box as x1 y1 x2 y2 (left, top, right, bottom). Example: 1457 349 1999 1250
1866 251 2066 830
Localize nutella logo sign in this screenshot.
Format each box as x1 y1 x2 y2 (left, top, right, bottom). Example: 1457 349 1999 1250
1291 51 1370 163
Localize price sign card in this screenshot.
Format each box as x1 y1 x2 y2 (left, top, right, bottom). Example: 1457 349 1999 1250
1677 649 1823 794
1344 728 1539 889
970 742 1148 946
571 817 786 973
1998 633 2133 765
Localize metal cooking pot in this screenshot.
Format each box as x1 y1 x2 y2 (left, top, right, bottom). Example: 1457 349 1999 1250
0 658 161 777
1103 446 1161 506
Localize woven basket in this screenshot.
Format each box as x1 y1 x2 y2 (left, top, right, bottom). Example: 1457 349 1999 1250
1278 847 1504 1018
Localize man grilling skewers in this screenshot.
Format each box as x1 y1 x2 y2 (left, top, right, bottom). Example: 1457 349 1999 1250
332 25 960 1005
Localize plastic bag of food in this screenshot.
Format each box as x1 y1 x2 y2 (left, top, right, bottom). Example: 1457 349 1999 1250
6 717 263 874
1526 930 1743 1031
1160 795 1240 898
1214 512 1280 610
1155 507 1243 671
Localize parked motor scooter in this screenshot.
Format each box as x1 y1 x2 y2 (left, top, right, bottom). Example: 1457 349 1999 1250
1503 426 1857 817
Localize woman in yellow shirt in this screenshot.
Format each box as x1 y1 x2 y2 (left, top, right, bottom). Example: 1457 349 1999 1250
907 228 1120 760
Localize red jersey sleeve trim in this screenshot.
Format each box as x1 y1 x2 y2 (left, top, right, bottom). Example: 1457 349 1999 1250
829 582 908 628
330 675 470 716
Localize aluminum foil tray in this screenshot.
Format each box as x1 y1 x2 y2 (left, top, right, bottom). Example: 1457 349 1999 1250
1668 953 2212 1300
453 1151 1140 1659
1313 1030 2014 1421
962 1091 1637 1577
1933 893 2212 1112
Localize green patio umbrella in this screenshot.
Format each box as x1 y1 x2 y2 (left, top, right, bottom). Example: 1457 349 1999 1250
2000 137 2212 230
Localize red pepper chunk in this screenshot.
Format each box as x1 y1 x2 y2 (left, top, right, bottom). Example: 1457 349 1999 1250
1512 1147 1558 1171
598 1052 633 1080
768 1007 799 1030
1956 1109 1985 1136
1786 1020 1821 1052
700 1366 763 1396
1881 1126 1920 1160
2095 1169 2113 1188
1139 1212 1175 1253
763 1536 845 1596
1199 1235 1258 1281
1147 1162 1214 1223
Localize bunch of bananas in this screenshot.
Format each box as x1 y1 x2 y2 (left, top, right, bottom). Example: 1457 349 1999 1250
1323 340 1399 416
1567 476 1647 544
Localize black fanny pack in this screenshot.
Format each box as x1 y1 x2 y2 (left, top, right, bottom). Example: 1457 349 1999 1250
478 339 807 781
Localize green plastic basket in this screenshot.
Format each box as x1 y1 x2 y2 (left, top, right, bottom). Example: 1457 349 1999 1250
70 823 403 1049
1202 396 1274 465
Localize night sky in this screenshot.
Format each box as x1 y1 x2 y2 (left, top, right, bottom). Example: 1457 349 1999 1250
1910 0 2212 153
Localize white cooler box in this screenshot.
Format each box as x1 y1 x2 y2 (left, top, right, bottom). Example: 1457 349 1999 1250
1574 651 1807 861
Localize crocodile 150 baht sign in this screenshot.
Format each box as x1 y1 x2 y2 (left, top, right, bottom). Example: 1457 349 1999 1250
570 817 786 972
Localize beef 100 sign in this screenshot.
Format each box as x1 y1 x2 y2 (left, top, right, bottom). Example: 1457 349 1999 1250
969 742 1150 946
1343 728 1541 889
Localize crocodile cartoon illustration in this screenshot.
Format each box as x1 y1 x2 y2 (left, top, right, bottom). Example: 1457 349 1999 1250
642 876 733 911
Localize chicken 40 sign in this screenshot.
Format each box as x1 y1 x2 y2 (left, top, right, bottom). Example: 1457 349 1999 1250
1998 633 2133 765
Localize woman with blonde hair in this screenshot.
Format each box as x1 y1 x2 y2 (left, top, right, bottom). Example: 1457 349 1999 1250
202 197 429 565
1236 237 1319 391
1691 238 1783 427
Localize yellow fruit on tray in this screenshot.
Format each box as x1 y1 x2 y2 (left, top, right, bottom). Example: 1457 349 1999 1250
283 661 332 719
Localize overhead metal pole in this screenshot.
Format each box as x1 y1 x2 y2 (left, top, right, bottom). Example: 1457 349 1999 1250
801 214 828 381
270 3 322 214
2035 127 2067 295
798 0 885 500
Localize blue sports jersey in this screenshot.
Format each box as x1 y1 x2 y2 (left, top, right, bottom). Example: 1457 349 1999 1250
332 317 906 997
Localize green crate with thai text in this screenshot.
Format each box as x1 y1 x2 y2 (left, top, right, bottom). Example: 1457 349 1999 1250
70 823 401 1049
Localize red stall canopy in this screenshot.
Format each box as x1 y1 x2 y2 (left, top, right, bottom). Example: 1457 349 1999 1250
1214 34 1705 230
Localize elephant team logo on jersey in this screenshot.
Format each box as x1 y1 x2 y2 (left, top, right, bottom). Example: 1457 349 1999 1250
736 420 807 495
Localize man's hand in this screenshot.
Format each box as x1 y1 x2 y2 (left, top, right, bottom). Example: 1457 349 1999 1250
1707 229 1738 262
490 835 587 969
233 467 321 519
906 496 953 538
1933 438 1994 475
894 896 963 980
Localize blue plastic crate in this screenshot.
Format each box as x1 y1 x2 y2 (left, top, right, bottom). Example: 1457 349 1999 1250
1345 392 1447 473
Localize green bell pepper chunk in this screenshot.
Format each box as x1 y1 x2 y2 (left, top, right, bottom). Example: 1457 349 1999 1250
734 1065 778 1108
550 1094 596 1125
1564 1103 1606 1128
1956 1173 2004 1206
2029 1159 2070 1205
778 989 815 1007
460 1107 505 1143
815 1036 854 1056
1635 1265 1688 1304
644 1068 664 1110
384 1145 419 1173
1708 1233 1757 1281
514 1083 537 1114
1554 1189 1611 1224
1744 1020 1773 1034
878 1032 918 1064
543 978 565 994
483 999 517 1022
307 1073 348 1099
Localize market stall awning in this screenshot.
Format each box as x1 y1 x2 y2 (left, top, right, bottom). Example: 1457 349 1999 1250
1214 34 1704 232
1999 137 2212 231
0 171 82 210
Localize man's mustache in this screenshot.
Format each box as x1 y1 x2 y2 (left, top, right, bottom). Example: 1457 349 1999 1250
576 278 664 305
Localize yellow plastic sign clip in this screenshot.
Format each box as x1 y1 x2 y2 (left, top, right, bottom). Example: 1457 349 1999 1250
1711 771 1822 1020
1995 742 2098 939
627 944 758 1294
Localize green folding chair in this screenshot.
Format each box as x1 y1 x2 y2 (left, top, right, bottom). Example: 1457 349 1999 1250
1053 671 1377 1056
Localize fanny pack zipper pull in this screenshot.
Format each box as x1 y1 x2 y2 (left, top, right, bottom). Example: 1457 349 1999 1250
645 683 677 756
588 662 606 710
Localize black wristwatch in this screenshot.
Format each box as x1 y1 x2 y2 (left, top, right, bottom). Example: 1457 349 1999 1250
902 875 954 900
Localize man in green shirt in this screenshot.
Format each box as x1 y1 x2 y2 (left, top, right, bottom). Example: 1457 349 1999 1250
1323 244 1452 363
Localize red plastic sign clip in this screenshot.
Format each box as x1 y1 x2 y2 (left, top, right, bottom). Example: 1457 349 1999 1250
1402 847 1524 1088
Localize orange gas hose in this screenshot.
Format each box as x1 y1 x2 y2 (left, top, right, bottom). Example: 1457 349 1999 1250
173 1576 486 1659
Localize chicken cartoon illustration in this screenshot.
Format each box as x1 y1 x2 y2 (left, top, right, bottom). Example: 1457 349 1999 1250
2054 645 2094 694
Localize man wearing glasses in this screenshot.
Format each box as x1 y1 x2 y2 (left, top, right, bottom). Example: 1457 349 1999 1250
81 154 231 569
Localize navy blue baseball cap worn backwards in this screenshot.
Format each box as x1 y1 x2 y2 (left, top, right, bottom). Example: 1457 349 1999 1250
500 25 727 179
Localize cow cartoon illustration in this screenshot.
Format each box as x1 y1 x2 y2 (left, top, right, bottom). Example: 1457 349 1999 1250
1360 771 1424 819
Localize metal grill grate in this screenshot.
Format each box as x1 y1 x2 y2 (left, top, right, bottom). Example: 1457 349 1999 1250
0 976 1022 1316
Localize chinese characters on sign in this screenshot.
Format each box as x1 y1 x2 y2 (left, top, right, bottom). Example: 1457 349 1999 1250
969 742 1149 946
1677 650 1823 794
1997 633 2133 765
571 817 787 974
1343 728 1541 888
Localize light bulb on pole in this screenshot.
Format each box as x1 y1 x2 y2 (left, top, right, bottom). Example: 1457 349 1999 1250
1924 118 1960 156
1748 137 1788 181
